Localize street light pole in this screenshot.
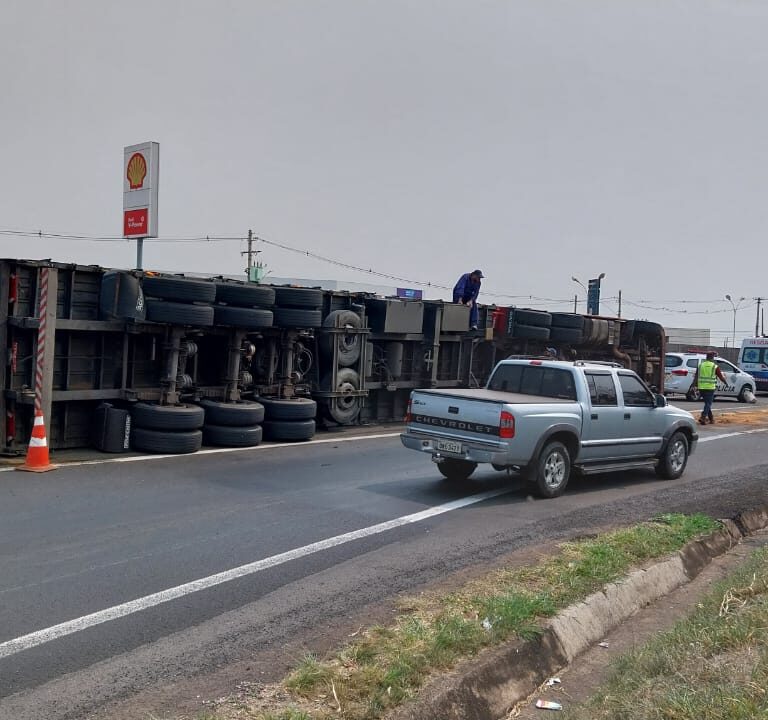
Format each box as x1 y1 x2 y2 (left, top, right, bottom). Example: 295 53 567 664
725 294 746 348
571 277 587 313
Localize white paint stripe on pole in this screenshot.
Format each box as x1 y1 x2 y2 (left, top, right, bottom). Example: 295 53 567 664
0 487 512 660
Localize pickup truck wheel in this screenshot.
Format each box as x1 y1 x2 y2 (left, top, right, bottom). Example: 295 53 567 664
528 441 570 498
655 432 689 480
437 458 477 482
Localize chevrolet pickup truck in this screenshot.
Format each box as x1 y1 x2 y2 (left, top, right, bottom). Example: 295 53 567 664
400 359 698 497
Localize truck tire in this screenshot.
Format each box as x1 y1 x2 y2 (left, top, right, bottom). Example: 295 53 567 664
273 307 323 328
512 309 552 327
214 282 275 308
131 402 205 431
273 287 323 308
437 458 477 482
145 299 214 326
131 428 203 454
256 397 318 421
262 419 316 441
550 313 584 330
142 276 216 304
320 368 361 424
213 306 274 329
527 441 570 498
199 399 265 426
320 309 363 367
549 326 583 343
655 431 689 480
203 423 263 447
511 323 550 341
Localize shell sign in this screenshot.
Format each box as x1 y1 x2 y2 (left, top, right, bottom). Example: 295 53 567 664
123 142 159 238
126 152 147 190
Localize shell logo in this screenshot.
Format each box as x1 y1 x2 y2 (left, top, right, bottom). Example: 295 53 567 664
126 152 147 190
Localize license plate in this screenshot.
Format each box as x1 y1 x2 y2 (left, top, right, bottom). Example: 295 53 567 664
436 439 463 454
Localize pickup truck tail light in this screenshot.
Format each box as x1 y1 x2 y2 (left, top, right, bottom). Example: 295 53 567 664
499 410 515 439
671 369 689 376
405 398 412 423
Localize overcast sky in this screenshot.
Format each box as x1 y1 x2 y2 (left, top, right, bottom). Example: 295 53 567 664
2 0 767 342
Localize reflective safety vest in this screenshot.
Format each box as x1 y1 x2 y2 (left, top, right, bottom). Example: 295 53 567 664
697 360 718 390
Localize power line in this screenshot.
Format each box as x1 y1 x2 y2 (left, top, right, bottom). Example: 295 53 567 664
0 229 245 243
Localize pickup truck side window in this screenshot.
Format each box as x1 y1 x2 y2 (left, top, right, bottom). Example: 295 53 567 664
488 365 576 400
618 373 654 407
585 372 618 406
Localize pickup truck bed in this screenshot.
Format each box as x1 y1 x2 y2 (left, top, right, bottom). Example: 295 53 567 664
415 388 577 404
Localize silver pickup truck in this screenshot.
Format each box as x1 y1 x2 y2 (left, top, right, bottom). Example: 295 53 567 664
401 359 698 498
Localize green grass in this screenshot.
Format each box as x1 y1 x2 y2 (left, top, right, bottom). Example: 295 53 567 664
205 513 721 720
561 546 768 720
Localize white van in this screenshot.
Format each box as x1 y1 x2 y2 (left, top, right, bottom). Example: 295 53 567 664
738 338 768 392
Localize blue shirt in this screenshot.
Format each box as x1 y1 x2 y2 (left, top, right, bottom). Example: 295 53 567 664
453 273 481 304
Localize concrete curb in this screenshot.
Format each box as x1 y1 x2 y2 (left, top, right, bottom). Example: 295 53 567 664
389 505 768 720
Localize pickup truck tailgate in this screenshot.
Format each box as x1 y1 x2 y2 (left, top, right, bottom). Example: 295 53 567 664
408 389 514 439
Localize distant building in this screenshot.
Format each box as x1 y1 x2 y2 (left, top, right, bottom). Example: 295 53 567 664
665 327 711 346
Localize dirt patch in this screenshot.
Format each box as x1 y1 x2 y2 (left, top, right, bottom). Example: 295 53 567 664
713 408 768 425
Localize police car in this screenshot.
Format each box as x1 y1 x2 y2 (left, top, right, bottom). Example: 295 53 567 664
664 352 756 402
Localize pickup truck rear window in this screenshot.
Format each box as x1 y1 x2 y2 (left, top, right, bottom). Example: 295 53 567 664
488 365 577 400
585 372 618 406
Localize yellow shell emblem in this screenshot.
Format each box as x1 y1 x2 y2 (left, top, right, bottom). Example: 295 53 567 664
127 153 147 190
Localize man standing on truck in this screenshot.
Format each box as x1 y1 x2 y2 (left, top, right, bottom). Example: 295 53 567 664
453 269 483 330
692 350 728 425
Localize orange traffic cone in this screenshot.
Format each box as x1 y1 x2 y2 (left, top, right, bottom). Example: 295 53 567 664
16 409 56 472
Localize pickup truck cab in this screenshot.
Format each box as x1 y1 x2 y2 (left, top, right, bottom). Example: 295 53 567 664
401 359 698 498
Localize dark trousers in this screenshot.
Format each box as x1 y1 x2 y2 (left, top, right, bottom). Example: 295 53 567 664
700 389 715 422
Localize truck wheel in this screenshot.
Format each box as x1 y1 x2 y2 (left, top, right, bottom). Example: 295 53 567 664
213 305 274 329
685 386 702 402
145 299 214 326
437 458 477 482
511 323 551 340
214 282 275 308
319 368 361 424
655 431 689 480
527 441 570 498
320 309 363 367
131 402 205 431
142 276 216 304
273 287 323 308
550 313 584 330
203 423 263 447
131 428 203 454
512 309 552 327
256 396 317 421
199 399 265 426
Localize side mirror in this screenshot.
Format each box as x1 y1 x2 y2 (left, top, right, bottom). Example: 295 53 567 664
654 394 668 408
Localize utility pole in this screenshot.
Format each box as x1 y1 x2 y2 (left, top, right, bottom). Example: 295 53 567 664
618 290 622 318
245 229 253 278
573 295 577 313
756 297 765 337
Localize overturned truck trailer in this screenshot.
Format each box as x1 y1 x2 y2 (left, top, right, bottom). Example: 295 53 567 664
0 259 666 453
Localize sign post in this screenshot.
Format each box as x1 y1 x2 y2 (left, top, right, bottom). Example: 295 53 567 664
123 142 159 269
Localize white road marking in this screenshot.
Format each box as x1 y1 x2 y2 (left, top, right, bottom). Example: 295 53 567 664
698 428 768 443
0 487 511 660
0 431 403 472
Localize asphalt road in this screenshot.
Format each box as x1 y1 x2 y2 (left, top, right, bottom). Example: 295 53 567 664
0 416 767 720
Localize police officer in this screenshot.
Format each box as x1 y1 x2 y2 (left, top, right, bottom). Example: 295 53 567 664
692 351 728 425
453 269 483 330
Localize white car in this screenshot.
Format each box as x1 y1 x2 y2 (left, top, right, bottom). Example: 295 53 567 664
664 352 756 402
